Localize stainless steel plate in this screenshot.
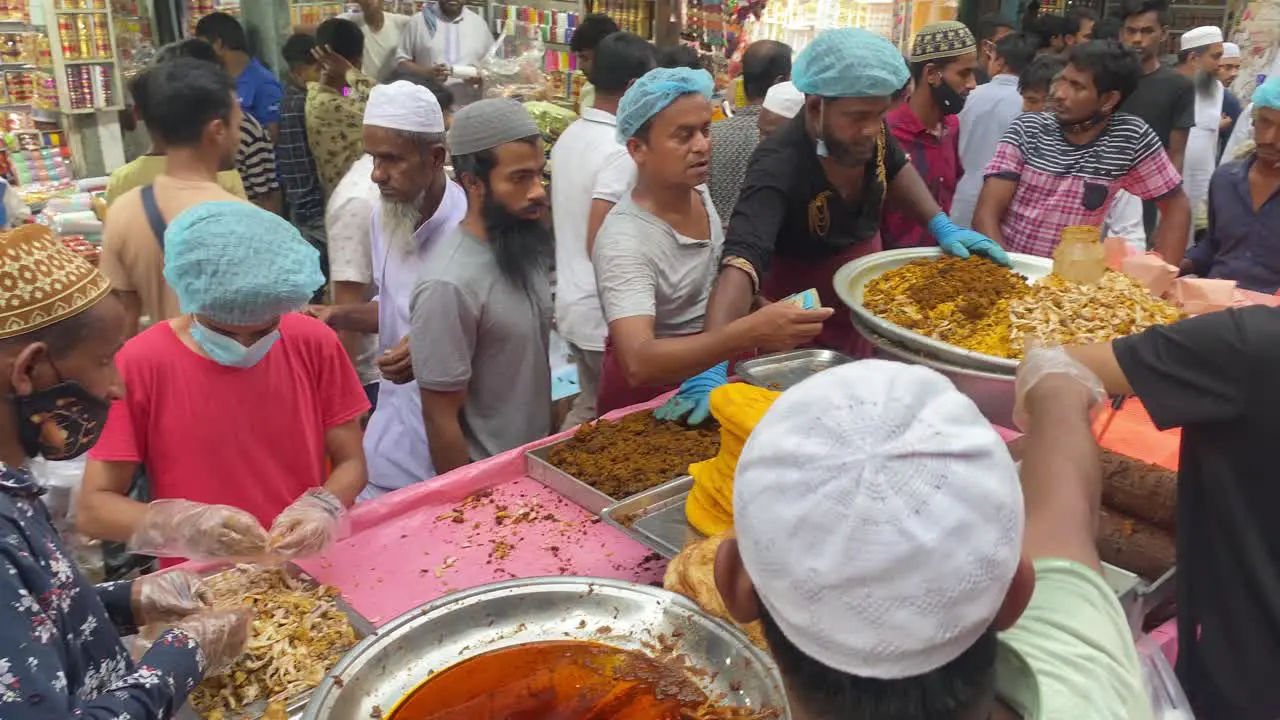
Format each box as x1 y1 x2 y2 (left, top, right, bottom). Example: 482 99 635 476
526 440 616 514
602 477 702 558
736 349 853 391
302 577 790 720
833 247 1053 373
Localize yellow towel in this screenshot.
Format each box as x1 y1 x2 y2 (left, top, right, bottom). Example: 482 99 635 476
687 383 781 536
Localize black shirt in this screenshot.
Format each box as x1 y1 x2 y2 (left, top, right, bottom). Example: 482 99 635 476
722 113 909 276
1113 306 1280 719
1120 65 1195 149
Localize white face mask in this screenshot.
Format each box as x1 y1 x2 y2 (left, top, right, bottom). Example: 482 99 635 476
190 319 280 369
815 98 831 158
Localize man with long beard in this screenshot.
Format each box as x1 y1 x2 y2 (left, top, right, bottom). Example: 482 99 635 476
407 99 552 472
314 80 466 497
1176 26 1226 241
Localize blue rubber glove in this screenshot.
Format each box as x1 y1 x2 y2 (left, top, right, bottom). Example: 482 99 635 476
927 212 1012 267
654 362 729 426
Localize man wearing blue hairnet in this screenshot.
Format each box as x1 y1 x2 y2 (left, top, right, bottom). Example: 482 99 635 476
1183 76 1280 293
649 28 1007 422
591 67 832 417
78 201 371 567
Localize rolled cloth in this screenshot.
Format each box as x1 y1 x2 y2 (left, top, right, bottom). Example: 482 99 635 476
1179 25 1223 51
910 20 977 63
447 98 541 155
0 225 110 339
163 201 323 326
615 67 715 142
733 360 1023 679
363 80 445 133
792 28 909 99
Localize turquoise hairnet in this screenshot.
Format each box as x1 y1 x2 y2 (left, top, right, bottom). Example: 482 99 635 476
616 67 715 142
163 201 323 326
1253 76 1280 111
792 28 909 99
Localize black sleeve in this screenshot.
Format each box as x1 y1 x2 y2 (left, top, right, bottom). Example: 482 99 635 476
883 127 908 183
722 141 793 277
1113 306 1280 429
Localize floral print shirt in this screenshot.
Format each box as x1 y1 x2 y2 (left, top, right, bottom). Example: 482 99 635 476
305 69 377 202
0 464 203 718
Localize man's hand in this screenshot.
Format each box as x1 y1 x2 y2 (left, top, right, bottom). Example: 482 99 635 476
312 44 354 81
377 336 414 384
929 212 1012 266
1220 113 1234 131
429 63 451 82
744 301 832 353
132 570 211 625
304 304 336 327
1013 345 1106 430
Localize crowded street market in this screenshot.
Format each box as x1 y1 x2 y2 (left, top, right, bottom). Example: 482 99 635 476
2 0 1279 717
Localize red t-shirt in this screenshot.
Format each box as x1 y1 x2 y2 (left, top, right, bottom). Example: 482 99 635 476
91 313 370 534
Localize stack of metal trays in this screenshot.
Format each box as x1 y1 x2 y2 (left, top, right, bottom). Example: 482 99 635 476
526 445 697 516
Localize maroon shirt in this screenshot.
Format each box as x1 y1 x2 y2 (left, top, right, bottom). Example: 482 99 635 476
880 103 961 250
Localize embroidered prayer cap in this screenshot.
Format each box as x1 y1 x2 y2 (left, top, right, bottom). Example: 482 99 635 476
734 360 1023 679
0 225 110 340
1179 26 1223 51
1222 42 1241 59
447 98 541 155
363 80 445 134
910 21 978 63
762 81 805 118
792 28 909 99
615 67 715 142
163 201 323 326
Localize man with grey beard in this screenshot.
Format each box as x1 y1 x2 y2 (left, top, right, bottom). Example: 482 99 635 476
313 80 466 498
1176 25 1225 243
408 99 552 472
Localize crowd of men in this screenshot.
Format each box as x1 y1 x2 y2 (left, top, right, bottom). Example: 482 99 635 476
0 1 1277 718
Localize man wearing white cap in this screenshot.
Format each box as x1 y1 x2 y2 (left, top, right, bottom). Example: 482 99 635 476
713 356 1152 718
1176 25 1226 236
758 80 802 138
313 80 466 498
1218 42 1244 158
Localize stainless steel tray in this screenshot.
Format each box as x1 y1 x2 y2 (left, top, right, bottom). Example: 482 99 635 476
601 476 702 558
526 439 615 514
302 577 790 719
833 247 1053 374
175 564 375 720
736 349 853 391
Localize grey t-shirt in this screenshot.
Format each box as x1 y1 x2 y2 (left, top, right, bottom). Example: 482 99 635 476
593 187 724 337
408 228 552 462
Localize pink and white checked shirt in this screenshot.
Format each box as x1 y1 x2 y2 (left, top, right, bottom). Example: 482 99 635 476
983 112 1182 257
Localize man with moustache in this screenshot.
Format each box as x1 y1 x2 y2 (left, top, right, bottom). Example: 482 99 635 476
408 99 551 471
1218 42 1244 158
395 0 494 107
313 81 466 497
882 21 978 249
1176 26 1226 238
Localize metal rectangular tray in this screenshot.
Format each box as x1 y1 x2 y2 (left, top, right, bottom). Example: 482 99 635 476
175 563 375 720
526 439 617 514
601 477 701 558
736 349 854 391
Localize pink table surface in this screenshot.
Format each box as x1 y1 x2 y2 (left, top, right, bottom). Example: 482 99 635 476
292 395 679 626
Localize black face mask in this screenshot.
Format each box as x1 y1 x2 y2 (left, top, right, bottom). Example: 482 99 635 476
14 381 110 461
932 79 967 115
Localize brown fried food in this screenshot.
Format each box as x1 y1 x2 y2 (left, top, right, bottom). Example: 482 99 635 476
547 411 720 498
1101 450 1177 533
665 534 768 650
1097 508 1176 581
862 256 1031 358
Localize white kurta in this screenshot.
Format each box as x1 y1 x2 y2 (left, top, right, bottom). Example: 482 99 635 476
1183 80 1224 238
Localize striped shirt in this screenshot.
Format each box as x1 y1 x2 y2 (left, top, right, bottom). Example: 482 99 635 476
238 112 280 202
984 112 1181 257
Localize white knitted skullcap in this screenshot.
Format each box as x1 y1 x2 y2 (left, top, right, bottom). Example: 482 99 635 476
762 81 805 119
1222 42 1241 59
1180 26 1223 51
734 360 1023 679
363 80 445 133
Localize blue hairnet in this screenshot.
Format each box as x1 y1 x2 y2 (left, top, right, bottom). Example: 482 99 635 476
616 67 715 142
792 28 909 99
163 201 323 326
1253 76 1280 111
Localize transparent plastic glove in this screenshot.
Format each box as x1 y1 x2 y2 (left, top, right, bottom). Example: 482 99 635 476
134 570 212 625
172 608 254 675
268 488 349 558
654 362 729 426
128 499 271 561
928 212 1012 267
1013 344 1107 431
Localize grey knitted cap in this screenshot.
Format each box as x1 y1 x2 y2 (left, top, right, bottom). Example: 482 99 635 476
446 98 541 156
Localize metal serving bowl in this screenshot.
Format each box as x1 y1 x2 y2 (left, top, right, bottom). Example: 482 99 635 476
833 247 1053 374
301 576 790 720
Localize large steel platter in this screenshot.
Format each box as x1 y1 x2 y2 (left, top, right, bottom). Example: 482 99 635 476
302 576 789 719
833 248 1053 373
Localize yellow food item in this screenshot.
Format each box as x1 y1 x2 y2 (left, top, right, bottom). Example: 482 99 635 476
1008 270 1184 356
862 256 1031 358
686 383 781 536
664 533 768 650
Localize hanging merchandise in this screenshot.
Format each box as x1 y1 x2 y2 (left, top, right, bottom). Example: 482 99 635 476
587 0 652 39
749 0 895 52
